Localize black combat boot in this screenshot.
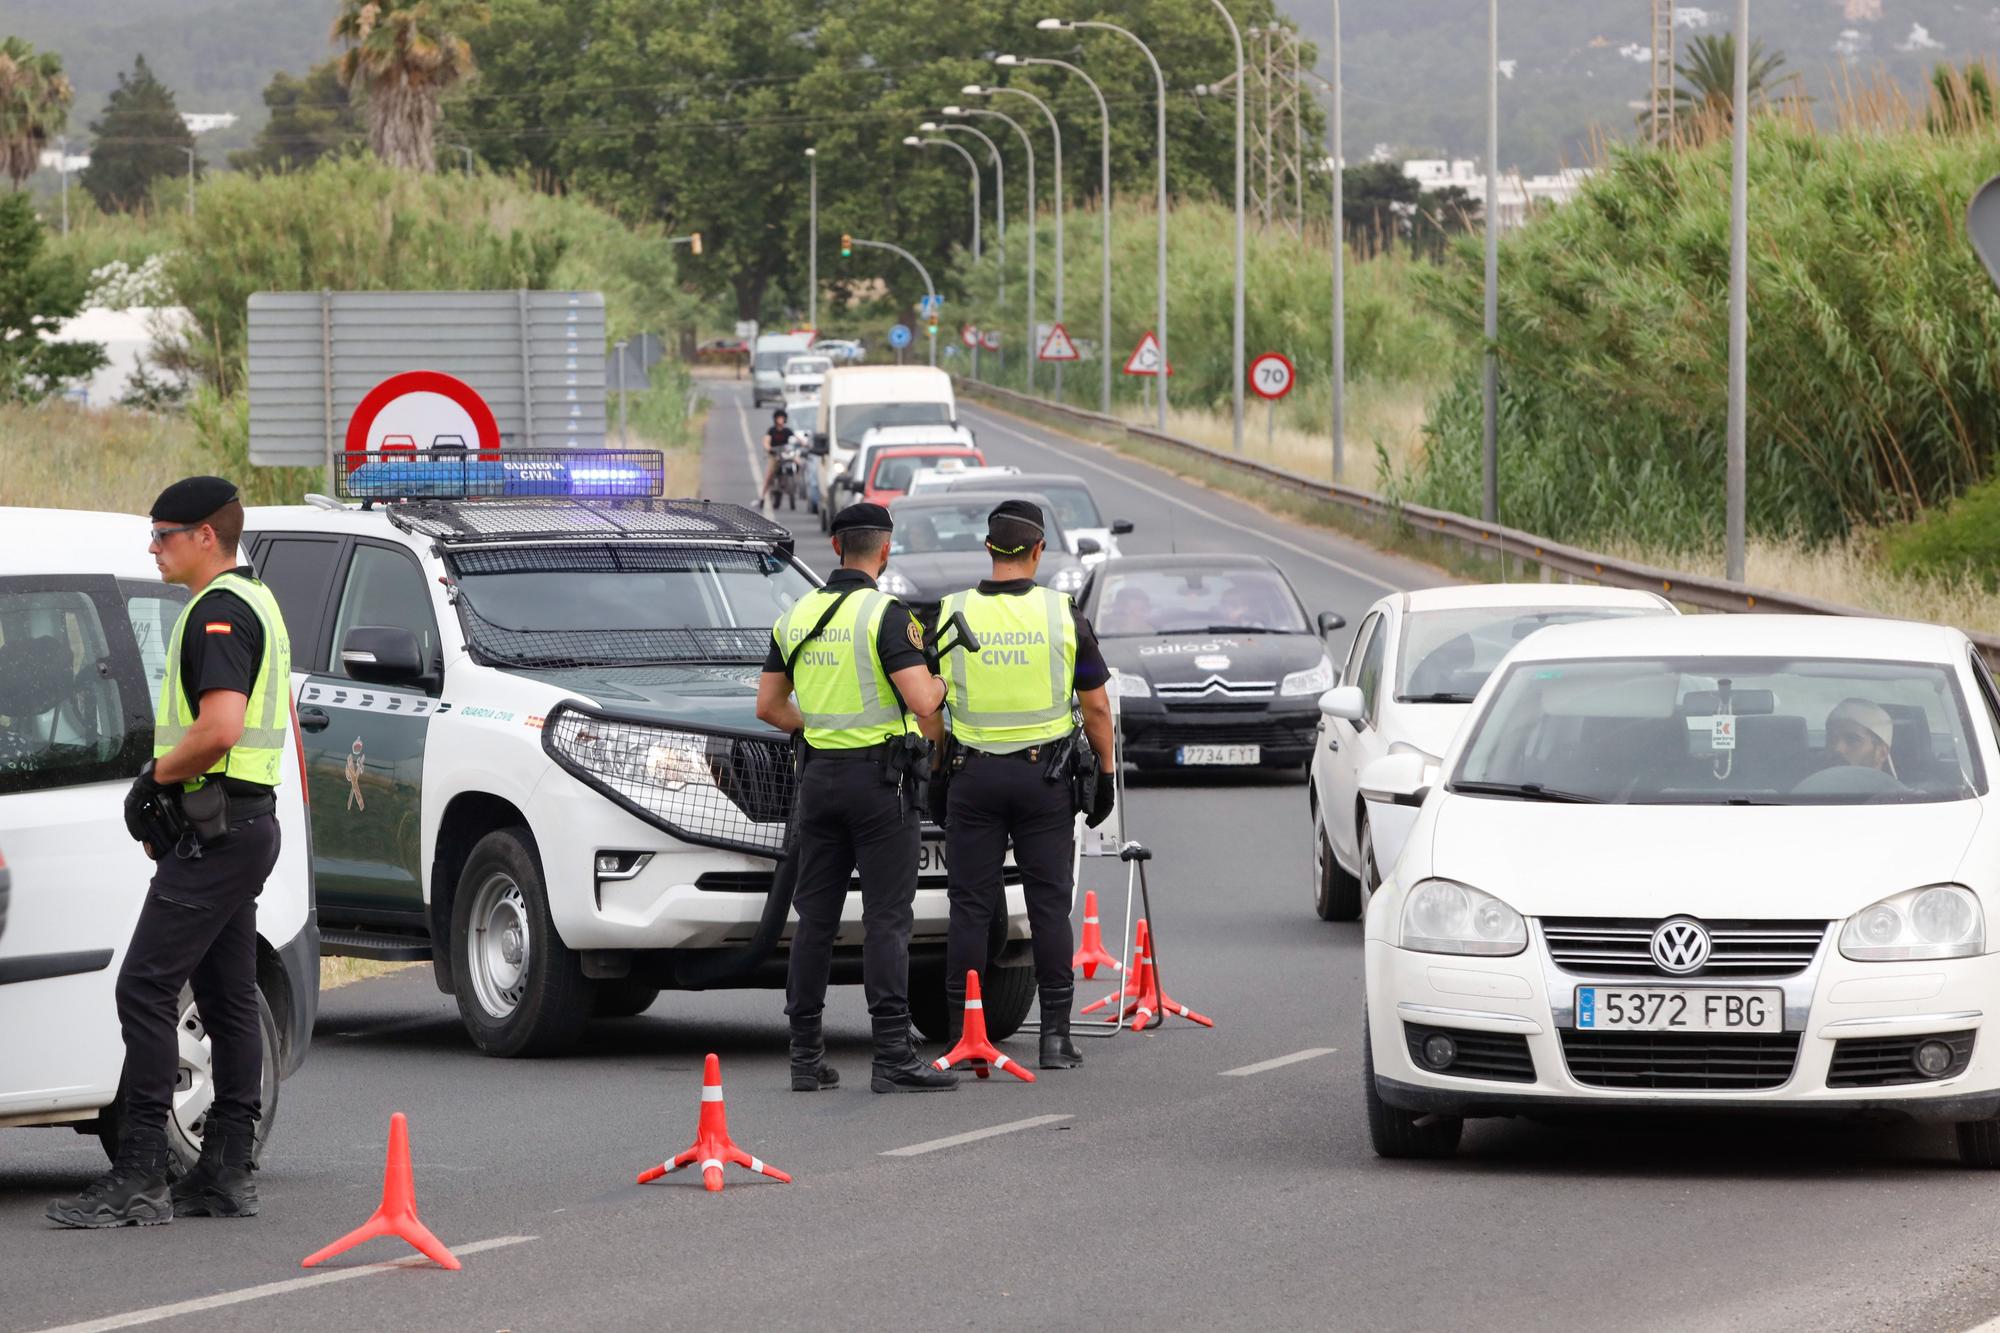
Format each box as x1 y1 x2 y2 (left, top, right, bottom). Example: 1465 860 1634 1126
1038 985 1084 1070
46 1127 174 1228
789 1012 840 1091
870 1014 959 1093
169 1125 259 1218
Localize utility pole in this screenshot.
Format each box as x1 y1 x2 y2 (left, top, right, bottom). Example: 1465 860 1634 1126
1650 0 1678 147
1330 0 1344 480
1480 0 1499 525
1726 0 1749 581
805 148 818 333
1208 0 1247 453
1242 24 1307 233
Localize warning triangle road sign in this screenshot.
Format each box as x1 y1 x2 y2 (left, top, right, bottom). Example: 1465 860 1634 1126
1122 330 1173 377
1037 321 1080 362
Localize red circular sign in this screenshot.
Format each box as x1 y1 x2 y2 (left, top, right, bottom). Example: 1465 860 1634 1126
342 370 502 473
1248 352 1296 401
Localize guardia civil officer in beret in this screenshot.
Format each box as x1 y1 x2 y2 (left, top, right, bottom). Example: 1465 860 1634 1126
48 478 293 1229
757 502 959 1093
936 499 1116 1070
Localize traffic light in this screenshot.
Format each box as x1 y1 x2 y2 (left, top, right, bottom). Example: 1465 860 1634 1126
840 233 852 257
690 232 702 256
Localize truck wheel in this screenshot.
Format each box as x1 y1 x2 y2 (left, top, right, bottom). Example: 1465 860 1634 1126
594 979 661 1018
97 985 281 1171
452 827 593 1057
982 960 1037 1041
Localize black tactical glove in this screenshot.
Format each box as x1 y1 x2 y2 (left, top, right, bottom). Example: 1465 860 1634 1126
124 761 166 857
1086 774 1116 828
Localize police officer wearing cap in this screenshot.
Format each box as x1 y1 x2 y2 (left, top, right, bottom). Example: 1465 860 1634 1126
936 498 1116 1071
49 478 293 1229
757 502 959 1093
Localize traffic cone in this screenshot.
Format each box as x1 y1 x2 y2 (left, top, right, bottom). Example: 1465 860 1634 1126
1127 921 1215 1033
932 970 1035 1082
1082 918 1150 1018
636 1054 792 1193
301 1112 459 1270
1071 890 1121 979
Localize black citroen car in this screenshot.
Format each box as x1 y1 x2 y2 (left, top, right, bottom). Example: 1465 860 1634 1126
880 493 1089 624
1080 553 1345 775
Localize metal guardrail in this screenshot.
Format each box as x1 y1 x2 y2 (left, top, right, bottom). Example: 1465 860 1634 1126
954 376 2000 659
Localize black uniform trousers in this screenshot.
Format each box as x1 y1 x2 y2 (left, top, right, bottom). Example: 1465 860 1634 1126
944 750 1076 991
115 811 281 1139
784 755 919 1021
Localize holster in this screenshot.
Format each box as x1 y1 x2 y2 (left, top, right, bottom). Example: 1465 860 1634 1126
180 779 231 844
1070 736 1100 816
888 733 933 818
130 785 193 858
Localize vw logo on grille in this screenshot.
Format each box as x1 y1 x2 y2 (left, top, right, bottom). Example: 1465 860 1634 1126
1650 918 1712 975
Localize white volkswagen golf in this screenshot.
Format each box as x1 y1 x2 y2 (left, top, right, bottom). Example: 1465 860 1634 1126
1360 613 2000 1166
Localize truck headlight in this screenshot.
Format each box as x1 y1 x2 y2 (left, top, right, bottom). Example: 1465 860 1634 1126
879 569 917 597
1281 655 1334 696
1050 566 1086 594
554 719 716 794
1400 879 1527 957
1840 885 1985 961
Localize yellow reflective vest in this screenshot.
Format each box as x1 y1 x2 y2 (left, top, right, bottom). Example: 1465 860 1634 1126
154 571 293 788
773 587 916 749
939 585 1078 751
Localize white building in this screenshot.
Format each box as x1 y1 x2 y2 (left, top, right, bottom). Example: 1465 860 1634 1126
34 113 237 174
1400 159 1590 230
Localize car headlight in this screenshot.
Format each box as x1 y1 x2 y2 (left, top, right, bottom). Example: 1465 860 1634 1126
878 569 917 597
1399 879 1527 957
1109 672 1151 699
1839 885 1985 961
553 720 716 794
1050 565 1086 594
1281 654 1334 696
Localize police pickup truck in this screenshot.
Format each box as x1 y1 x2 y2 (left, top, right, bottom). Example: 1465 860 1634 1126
244 450 1040 1057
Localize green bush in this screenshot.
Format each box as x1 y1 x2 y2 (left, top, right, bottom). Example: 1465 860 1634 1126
1409 119 2000 548
1884 471 2000 586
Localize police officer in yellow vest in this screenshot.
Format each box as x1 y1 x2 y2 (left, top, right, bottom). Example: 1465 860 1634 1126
938 499 1117 1071
757 502 959 1093
49 478 293 1230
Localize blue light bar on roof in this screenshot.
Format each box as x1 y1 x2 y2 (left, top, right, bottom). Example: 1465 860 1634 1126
337 449 665 501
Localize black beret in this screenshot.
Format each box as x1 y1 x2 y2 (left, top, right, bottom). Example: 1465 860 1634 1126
986 498 1046 535
830 501 893 535
150 475 239 523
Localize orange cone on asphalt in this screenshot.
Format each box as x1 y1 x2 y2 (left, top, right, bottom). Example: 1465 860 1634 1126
636 1054 792 1193
1081 918 1151 1018
932 970 1036 1083
301 1112 460 1270
1126 920 1215 1032
1071 890 1122 979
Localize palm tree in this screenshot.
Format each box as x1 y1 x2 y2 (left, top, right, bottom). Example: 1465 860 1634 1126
1673 33 1789 122
0 38 74 190
330 0 488 172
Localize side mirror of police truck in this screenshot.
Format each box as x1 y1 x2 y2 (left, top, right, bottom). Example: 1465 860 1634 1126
341 626 427 687
1111 519 1136 536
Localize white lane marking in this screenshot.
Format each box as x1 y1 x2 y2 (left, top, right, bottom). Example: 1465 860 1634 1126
1218 1047 1337 1077
881 1113 1073 1157
33 1235 538 1333
964 407 1402 594
734 393 767 511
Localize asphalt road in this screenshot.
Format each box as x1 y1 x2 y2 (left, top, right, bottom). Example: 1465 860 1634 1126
8 381 2000 1332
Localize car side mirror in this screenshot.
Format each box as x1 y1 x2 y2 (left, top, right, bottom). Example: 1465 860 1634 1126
1075 537 1102 557
341 626 426 686
1318 684 1366 723
1359 751 1434 808
1317 611 1347 637
1110 519 1135 536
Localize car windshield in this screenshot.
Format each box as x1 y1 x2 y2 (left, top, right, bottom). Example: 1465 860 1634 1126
1397 605 1662 702
1094 567 1307 637
872 453 970 493
754 351 791 372
837 401 953 449
889 500 1063 555
960 482 1100 530
450 546 814 666
1453 655 1987 805
786 358 830 377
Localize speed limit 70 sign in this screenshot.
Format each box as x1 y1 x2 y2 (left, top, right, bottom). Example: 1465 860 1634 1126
1249 352 1295 400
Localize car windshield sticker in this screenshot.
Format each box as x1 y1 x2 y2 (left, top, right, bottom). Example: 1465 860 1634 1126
1710 716 1736 750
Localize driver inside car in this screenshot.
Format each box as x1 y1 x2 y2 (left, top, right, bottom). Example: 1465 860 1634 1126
1824 697 1898 778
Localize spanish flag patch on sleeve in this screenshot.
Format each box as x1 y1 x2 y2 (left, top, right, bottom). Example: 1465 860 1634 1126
205 622 233 634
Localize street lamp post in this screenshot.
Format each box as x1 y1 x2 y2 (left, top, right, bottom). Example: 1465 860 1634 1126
1209 0 1247 451
968 83 1062 398
1330 0 1344 479
58 134 69 236
848 237 940 367
1726 0 1749 581
1481 0 1500 525
907 133 983 377
1045 16 1169 428
179 145 196 219
805 148 818 333
930 121 1006 328
1002 53 1113 416
948 104 1036 391
615 338 629 444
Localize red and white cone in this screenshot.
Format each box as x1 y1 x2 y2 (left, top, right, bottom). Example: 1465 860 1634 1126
1126 920 1214 1032
301 1113 459 1270
636 1054 793 1192
1071 890 1122 980
1082 918 1151 1018
932 970 1036 1083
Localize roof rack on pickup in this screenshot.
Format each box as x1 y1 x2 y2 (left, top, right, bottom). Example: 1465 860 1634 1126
385 497 792 549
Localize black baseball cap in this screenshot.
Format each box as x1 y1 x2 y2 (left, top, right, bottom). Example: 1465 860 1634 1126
984 498 1046 553
150 476 239 523
830 501 894 535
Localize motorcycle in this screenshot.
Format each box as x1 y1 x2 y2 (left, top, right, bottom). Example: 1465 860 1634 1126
773 436 808 511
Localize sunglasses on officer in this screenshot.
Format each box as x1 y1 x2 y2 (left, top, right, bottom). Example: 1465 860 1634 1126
147 522 206 549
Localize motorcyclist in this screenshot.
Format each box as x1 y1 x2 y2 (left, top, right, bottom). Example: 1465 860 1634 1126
761 408 795 508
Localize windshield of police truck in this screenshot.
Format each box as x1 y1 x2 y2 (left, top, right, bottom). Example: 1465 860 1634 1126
1452 655 1986 805
836 401 954 449
1396 605 1662 704
449 547 814 666
1093 567 1307 637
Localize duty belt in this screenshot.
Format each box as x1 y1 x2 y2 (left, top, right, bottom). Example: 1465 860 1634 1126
962 744 1050 764
806 741 898 763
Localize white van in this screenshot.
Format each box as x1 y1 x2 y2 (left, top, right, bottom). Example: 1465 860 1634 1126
0 509 316 1170
813 365 963 530
752 332 816 407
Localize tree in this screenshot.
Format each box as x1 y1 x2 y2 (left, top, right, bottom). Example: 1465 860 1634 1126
79 56 196 214
1409 183 1479 262
1340 160 1418 254
1673 33 1788 124
332 0 488 172
0 37 73 190
1928 61 1998 137
231 61 364 172
0 192 104 401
